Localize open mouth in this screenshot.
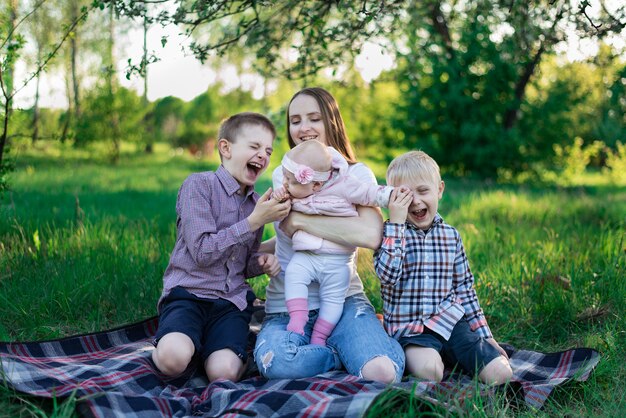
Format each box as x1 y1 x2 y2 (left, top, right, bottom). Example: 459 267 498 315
411 208 427 219
247 161 264 178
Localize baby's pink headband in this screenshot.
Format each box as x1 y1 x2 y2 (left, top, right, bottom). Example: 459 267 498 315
282 155 331 184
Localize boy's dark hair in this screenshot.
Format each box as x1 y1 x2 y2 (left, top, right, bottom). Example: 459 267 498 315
218 112 276 143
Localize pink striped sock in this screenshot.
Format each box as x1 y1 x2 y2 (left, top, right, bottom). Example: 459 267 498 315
311 318 335 346
286 298 308 335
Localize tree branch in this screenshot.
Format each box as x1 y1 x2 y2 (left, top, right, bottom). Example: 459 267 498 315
503 2 566 130
0 0 46 51
7 4 93 101
429 0 455 59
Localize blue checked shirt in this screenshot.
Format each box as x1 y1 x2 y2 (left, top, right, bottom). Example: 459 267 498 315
374 214 492 341
158 165 264 311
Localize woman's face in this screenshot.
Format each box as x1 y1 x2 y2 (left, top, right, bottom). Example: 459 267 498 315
288 94 328 146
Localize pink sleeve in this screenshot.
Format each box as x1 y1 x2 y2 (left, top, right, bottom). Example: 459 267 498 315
340 175 393 208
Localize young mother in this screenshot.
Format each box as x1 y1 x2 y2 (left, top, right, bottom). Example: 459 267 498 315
254 87 404 383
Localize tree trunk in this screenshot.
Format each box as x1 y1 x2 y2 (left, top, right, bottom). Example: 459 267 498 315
142 14 148 106
70 1 81 118
5 0 18 98
108 5 120 163
429 1 454 59
0 98 9 166
60 109 71 143
142 13 152 153
1 0 19 168
503 44 545 130
503 4 564 131
32 71 41 143
32 41 45 144
60 50 73 143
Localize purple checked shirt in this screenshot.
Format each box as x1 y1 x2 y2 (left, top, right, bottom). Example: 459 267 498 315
374 214 492 341
158 165 264 311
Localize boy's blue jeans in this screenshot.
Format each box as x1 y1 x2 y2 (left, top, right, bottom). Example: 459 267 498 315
253 293 405 382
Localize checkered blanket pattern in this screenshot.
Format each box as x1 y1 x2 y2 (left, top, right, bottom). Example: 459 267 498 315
0 314 601 417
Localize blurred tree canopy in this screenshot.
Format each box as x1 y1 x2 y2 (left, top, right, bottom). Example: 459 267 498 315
1 0 625 188
387 0 625 177
94 0 626 178
117 0 406 80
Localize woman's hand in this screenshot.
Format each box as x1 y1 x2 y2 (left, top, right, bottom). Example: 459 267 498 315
279 206 383 250
278 211 302 238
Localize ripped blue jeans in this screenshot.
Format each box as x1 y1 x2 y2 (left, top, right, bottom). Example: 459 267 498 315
253 293 405 381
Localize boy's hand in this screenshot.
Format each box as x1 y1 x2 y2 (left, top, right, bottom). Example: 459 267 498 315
486 338 510 360
271 186 290 203
388 186 412 224
248 188 291 231
258 253 281 277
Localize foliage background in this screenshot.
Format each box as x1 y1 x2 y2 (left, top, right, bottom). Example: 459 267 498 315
0 142 624 417
0 0 625 416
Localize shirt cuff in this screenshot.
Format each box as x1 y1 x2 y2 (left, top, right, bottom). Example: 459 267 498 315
469 317 493 339
233 218 255 244
381 222 405 249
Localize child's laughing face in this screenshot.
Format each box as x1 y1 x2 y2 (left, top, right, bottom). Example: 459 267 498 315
220 125 274 193
404 178 444 230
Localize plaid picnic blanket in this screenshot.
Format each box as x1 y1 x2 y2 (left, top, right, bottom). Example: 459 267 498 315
0 308 601 417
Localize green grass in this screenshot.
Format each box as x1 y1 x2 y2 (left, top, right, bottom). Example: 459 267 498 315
1 140 625 417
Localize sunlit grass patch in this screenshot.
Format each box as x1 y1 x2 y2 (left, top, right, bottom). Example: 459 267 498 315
0 141 624 416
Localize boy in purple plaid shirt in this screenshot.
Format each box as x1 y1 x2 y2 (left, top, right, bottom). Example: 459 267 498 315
374 151 512 385
152 112 291 382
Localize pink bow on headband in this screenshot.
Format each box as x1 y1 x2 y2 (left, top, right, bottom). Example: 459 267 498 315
281 154 331 184
294 166 314 184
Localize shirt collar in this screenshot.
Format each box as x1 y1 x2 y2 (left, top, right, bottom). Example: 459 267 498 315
215 165 254 197
406 213 444 233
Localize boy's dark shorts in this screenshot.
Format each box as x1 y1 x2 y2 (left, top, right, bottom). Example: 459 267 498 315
398 318 501 377
154 286 255 362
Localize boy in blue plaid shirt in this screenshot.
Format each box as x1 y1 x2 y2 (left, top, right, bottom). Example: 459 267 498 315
374 151 512 385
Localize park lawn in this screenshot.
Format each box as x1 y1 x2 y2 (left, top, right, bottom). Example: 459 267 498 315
0 140 624 417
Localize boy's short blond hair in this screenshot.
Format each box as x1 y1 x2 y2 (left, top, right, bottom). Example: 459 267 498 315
386 151 441 187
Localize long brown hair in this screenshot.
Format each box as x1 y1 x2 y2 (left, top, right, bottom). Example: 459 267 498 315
286 87 357 164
